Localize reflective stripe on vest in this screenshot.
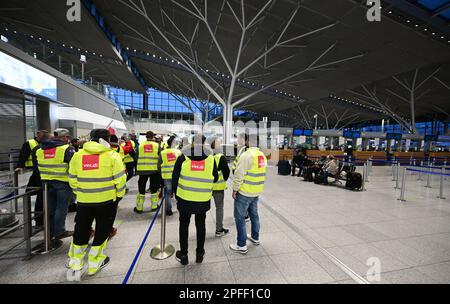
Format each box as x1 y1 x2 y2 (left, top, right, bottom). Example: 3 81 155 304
36 145 69 182
122 141 135 163
137 141 159 172
25 139 38 168
240 148 267 195
176 155 214 202
70 149 125 203
160 148 181 180
213 153 227 191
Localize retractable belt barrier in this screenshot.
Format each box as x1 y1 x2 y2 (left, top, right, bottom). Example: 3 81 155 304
397 166 449 201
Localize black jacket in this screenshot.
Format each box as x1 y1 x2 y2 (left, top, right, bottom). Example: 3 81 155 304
17 138 39 168
172 145 218 214
215 154 230 183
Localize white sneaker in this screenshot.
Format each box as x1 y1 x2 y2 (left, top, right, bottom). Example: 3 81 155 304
229 244 248 254
247 234 260 245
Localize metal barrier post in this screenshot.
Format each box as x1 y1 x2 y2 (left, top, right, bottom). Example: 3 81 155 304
23 193 32 259
32 182 62 254
13 170 19 212
411 159 417 175
151 188 175 260
425 167 432 188
361 164 366 191
398 167 406 202
418 161 424 181
395 163 401 189
409 156 412 166
9 153 14 173
364 162 369 183
432 157 435 166
444 158 447 167
437 167 446 200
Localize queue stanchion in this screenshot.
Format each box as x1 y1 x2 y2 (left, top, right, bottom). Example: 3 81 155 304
364 161 369 183
437 167 446 200
425 167 432 188
432 157 435 166
409 156 412 166
394 163 401 189
361 164 366 191
150 187 175 260
398 167 406 202
411 159 417 175
418 161 424 181
32 182 62 254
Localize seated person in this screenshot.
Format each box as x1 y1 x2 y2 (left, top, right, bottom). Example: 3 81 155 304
291 150 306 177
312 155 326 178
321 155 339 185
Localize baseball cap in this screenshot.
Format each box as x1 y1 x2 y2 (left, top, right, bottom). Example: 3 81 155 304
53 128 71 137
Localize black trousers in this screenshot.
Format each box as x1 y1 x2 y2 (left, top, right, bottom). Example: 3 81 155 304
125 162 135 181
138 173 161 195
27 171 43 226
73 200 119 247
179 212 206 256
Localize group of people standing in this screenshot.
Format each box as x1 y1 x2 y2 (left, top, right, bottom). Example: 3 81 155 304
16 128 268 276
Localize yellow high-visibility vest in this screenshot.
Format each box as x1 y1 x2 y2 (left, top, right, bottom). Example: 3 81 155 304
239 148 267 195
160 148 181 180
25 139 39 168
232 146 247 173
121 141 135 164
36 145 70 182
212 153 227 191
68 142 126 203
137 141 159 173
176 155 214 202
111 146 125 162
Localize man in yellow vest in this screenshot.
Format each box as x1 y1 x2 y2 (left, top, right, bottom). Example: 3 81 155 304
67 129 126 276
172 134 218 265
210 137 230 237
34 128 75 239
158 135 181 216
230 134 267 254
16 130 49 227
134 131 161 213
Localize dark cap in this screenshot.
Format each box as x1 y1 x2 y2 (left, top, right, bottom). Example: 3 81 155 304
90 129 110 142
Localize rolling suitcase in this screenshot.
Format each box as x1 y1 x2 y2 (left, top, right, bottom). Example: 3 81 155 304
314 172 323 184
303 167 314 182
345 172 362 190
277 160 291 175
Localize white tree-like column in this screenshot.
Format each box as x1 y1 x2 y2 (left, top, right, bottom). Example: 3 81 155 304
117 0 365 143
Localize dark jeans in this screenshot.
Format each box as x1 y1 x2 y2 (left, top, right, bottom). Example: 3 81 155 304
179 212 206 256
73 200 119 247
125 162 135 181
27 171 43 226
322 171 329 185
138 173 161 195
46 180 72 237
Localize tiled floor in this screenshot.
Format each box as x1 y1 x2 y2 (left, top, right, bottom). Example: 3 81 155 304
0 165 449 284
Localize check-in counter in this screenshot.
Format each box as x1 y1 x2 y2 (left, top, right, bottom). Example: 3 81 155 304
393 152 425 161
429 152 450 160
305 150 345 160
353 151 387 161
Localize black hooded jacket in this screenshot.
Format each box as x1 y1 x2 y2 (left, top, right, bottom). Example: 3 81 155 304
172 145 218 214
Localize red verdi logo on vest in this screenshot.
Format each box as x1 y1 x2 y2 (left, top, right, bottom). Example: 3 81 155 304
144 144 153 153
82 154 99 170
167 152 176 162
258 155 265 168
44 148 56 159
190 160 205 171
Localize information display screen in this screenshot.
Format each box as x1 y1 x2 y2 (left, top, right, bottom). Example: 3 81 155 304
0 50 57 100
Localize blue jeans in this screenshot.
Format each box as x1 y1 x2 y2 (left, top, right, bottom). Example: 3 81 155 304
234 193 260 247
164 179 173 211
47 180 72 237
323 171 329 184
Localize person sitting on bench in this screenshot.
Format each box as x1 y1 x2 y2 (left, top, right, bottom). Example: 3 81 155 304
321 155 339 185
291 149 306 177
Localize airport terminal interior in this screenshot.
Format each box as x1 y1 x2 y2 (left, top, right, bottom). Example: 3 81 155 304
0 0 450 285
